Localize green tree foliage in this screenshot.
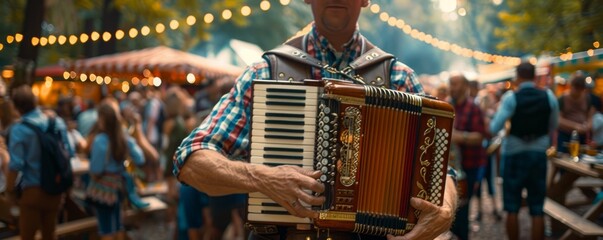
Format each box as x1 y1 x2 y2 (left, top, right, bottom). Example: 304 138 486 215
496 0 603 55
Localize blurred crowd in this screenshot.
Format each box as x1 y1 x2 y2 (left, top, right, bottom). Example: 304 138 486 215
0 78 243 240
0 64 602 240
431 65 603 240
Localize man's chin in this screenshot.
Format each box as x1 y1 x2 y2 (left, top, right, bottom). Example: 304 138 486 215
321 18 350 33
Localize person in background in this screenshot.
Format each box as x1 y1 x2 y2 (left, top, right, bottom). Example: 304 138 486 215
468 80 479 99
89 101 145 240
557 73 594 153
436 84 449 102
490 62 559 240
6 85 74 240
77 99 98 137
162 87 191 237
449 74 487 240
474 84 503 221
66 120 87 154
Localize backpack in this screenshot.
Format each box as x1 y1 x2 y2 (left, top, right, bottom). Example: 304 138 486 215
22 118 74 195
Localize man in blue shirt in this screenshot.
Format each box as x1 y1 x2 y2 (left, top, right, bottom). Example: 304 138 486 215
489 62 559 240
6 85 73 240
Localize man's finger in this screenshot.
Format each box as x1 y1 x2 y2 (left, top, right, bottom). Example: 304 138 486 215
296 188 325 206
298 175 325 194
410 197 439 214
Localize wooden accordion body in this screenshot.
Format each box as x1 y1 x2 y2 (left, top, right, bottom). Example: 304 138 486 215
248 79 455 236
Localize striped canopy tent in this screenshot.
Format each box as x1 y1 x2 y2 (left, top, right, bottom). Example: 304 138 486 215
62 46 244 85
550 48 603 75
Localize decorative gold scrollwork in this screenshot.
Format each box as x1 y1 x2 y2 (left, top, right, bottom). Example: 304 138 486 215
340 107 361 187
418 117 436 184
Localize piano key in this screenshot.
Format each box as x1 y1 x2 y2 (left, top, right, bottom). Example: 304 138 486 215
253 96 317 107
265 112 305 118
264 128 305 134
249 205 289 213
253 104 318 112
252 129 316 139
247 213 311 223
253 116 316 124
250 158 313 167
266 94 306 100
251 143 314 152
253 109 317 118
251 136 315 145
251 150 314 159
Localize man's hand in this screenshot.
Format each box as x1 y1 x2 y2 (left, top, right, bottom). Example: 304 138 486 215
256 165 325 218
387 197 454 240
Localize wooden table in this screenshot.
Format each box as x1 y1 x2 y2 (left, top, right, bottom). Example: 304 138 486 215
548 157 603 205
547 156 603 239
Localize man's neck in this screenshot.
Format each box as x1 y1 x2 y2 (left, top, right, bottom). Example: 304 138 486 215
316 26 355 52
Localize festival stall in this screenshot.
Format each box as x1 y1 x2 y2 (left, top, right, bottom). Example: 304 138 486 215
32 46 244 106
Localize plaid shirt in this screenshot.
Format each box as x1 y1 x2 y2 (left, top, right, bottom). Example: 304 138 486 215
453 97 487 170
173 25 423 177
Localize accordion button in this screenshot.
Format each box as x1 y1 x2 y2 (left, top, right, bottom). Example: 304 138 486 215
320 175 327 182
321 159 328 165
321 166 328 173
324 107 331 114
323 125 330 131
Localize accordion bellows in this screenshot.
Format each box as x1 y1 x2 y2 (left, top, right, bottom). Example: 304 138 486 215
248 79 455 236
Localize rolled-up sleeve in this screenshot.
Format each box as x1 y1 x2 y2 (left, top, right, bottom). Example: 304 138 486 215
173 61 270 178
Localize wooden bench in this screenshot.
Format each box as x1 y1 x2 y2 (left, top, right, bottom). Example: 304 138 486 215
5 196 167 240
544 198 603 239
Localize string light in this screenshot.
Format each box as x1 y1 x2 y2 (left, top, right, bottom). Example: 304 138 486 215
40 37 48 46
69 35 78 45
115 30 125 40
141 26 151 36
260 0 271 11
241 6 251 16
102 32 112 41
63 71 70 79
104 76 111 84
58 35 66 45
91 31 100 41
31 37 39 46
169 20 179 30
204 13 214 24
595 41 600 49
48 35 56 44
222 9 232 20
370 4 380 13
280 0 291 6
6 35 14 44
15 33 23 42
186 15 196 26
0 43 3 51
129 28 138 38
80 33 89 43
156 23 166 33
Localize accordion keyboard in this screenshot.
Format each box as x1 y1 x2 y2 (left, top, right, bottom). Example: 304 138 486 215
248 83 319 224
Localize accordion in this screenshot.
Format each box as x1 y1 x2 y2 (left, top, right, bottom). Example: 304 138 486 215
248 79 454 236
